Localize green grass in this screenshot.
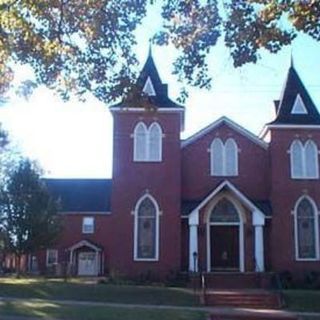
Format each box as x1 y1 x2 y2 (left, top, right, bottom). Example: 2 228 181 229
0 300 207 320
283 290 320 312
0 277 199 306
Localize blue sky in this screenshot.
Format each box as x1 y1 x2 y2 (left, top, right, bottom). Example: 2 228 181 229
0 10 320 178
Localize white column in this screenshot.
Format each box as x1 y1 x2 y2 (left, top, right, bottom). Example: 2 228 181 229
189 224 198 272
254 225 264 272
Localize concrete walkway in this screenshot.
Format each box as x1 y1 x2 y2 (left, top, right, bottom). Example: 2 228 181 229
0 296 320 319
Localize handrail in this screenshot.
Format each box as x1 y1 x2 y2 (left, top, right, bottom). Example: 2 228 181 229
200 272 206 305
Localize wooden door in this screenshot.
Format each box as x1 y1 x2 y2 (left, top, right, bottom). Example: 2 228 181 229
210 225 239 271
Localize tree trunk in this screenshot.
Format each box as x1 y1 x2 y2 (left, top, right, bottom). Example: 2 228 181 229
16 254 21 278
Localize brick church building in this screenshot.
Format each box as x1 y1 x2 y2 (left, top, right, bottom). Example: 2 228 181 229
31 52 320 280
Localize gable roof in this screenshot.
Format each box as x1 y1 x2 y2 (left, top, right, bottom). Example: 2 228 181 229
45 179 111 212
269 65 320 125
182 116 268 149
186 180 268 225
111 49 184 110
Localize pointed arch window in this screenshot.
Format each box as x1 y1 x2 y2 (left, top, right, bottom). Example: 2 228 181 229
133 122 163 162
134 122 147 161
134 195 160 261
149 123 162 161
294 197 319 260
210 198 240 223
210 138 238 176
290 139 318 179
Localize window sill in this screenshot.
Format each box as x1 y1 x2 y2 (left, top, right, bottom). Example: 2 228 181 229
291 177 319 180
295 258 320 262
134 258 159 262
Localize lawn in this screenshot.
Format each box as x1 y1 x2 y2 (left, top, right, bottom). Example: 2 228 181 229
0 300 207 320
283 290 320 313
0 277 199 306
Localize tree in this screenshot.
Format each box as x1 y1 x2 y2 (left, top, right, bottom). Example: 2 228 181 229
0 158 61 274
0 0 319 101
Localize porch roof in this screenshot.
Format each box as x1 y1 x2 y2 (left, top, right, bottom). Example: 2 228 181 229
182 183 272 218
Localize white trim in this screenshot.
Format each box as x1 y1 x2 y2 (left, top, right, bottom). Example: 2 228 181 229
182 116 268 149
188 180 265 223
82 216 94 234
133 194 160 262
189 224 198 271
110 107 184 112
205 194 245 272
254 224 265 272
133 121 163 162
290 139 319 179
46 249 58 266
68 240 102 252
210 138 239 176
294 195 320 261
291 94 308 114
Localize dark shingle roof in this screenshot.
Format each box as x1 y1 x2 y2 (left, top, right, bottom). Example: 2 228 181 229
269 66 320 125
111 50 184 110
45 179 112 212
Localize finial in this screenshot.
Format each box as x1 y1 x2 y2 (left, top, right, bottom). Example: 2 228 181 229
148 38 153 57
290 49 294 69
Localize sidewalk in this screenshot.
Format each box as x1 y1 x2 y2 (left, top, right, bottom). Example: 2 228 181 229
0 296 320 319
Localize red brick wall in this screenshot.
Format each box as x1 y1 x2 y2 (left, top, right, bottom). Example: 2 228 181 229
269 128 320 275
110 110 182 278
182 123 270 201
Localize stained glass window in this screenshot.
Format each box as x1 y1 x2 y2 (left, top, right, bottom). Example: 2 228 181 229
210 199 240 223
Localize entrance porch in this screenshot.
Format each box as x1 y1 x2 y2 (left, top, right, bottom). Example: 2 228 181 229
188 181 266 273
68 240 103 276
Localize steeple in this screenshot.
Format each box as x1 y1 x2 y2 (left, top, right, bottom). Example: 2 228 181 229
111 47 183 110
270 65 320 125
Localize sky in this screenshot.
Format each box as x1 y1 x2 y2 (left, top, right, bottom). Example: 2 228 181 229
0 9 320 178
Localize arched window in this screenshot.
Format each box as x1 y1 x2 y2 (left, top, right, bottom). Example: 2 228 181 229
134 122 147 161
290 139 318 179
134 195 159 260
133 122 162 162
294 197 319 260
210 198 240 223
149 123 162 161
225 139 238 176
305 140 318 178
211 138 224 176
210 138 238 176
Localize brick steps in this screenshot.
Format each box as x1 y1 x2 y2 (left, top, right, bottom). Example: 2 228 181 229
204 290 282 309
209 310 298 320
201 272 273 290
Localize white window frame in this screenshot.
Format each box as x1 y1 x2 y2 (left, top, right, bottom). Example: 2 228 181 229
290 139 319 179
133 122 148 162
210 138 238 176
82 217 94 234
46 249 58 266
294 196 320 261
291 94 308 114
133 122 163 162
133 194 160 262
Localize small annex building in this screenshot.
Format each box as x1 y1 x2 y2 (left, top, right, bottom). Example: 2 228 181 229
26 52 320 280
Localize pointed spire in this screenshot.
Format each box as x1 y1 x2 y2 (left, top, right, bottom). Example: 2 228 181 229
270 65 320 125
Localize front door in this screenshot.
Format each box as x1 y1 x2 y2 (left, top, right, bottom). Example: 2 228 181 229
210 225 239 271
78 252 97 276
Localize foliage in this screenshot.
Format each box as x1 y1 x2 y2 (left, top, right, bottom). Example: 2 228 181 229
0 159 61 262
0 0 319 101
